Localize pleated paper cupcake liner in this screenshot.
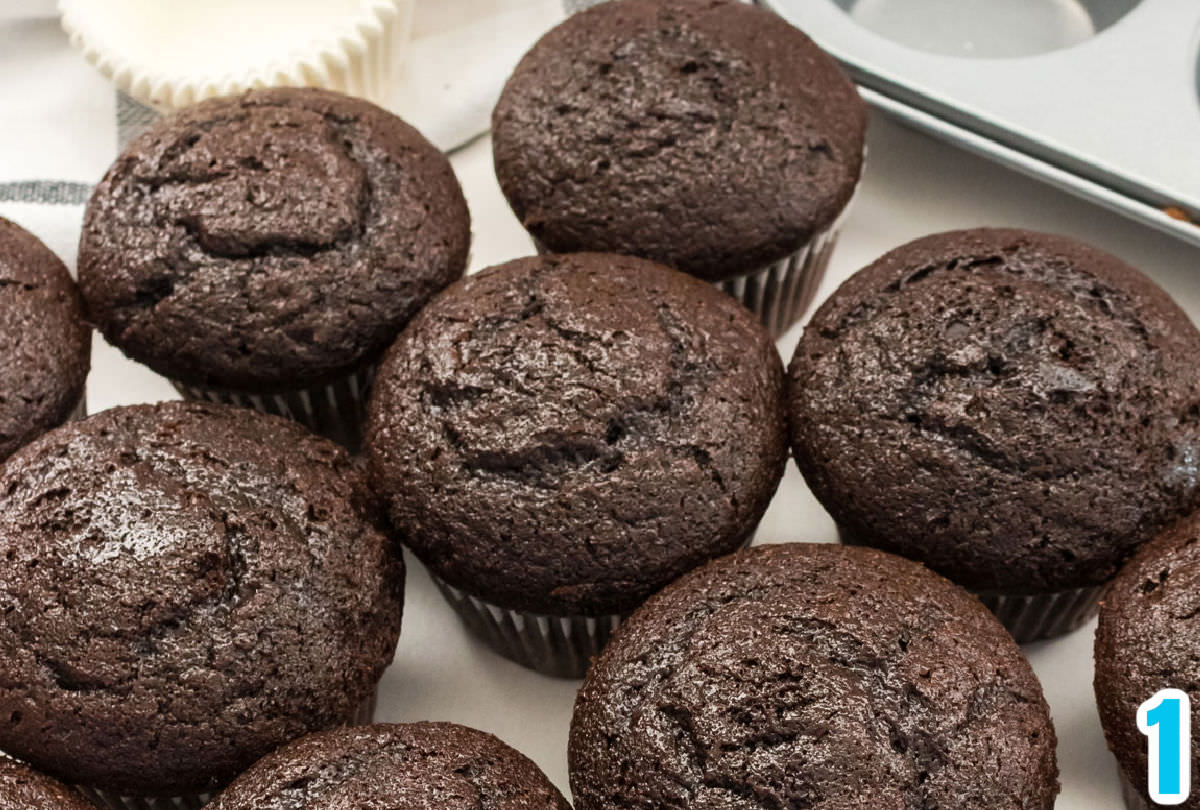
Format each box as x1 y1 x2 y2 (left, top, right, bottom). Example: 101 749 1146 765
532 159 859 337
432 576 621 680
1118 765 1151 810
172 364 376 451
74 690 377 810
532 222 838 340
430 534 758 679
60 0 414 110
716 223 841 338
715 169 863 337
976 585 1102 644
75 788 212 810
69 392 87 422
837 527 1100 644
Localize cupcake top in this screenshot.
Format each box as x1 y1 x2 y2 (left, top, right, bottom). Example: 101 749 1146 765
789 228 1200 594
492 0 866 282
0 758 94 810
79 87 471 392
366 252 787 616
570 543 1059 810
0 217 90 460
208 722 570 810
0 401 405 796
1095 512 1200 800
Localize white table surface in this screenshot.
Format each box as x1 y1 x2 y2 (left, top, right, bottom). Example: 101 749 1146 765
9 13 1200 808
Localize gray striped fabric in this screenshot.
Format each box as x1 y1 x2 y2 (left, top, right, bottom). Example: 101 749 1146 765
0 91 158 208
0 180 91 204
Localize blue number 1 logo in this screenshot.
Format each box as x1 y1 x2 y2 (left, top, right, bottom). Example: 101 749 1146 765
1138 689 1192 805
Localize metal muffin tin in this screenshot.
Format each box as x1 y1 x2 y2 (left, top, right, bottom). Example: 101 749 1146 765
767 0 1200 249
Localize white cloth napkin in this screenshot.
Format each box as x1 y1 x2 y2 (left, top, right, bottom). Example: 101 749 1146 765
400 0 563 151
0 0 565 272
0 14 116 271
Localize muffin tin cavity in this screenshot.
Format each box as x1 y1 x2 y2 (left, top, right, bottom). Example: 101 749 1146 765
829 0 1143 58
775 0 1197 251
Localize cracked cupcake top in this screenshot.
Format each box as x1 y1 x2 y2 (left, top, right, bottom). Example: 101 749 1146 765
570 543 1059 810
1096 512 1200 806
0 217 90 461
0 758 94 810
492 0 866 282
789 228 1200 593
0 401 405 796
208 722 570 810
365 253 787 616
79 87 470 392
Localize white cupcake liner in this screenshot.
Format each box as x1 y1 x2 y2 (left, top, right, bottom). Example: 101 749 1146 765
59 0 414 110
73 691 377 810
171 363 377 450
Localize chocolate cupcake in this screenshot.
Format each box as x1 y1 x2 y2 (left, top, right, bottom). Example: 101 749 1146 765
365 252 787 677
492 0 866 336
1096 512 1200 810
207 722 569 809
0 401 405 808
789 228 1200 642
570 543 1059 810
78 87 471 448
0 217 90 460
0 758 94 810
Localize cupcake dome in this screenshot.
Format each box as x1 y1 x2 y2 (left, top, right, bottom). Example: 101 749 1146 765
492 0 865 283
789 229 1200 597
78 87 470 393
207 722 570 810
570 543 1059 810
0 401 404 798
1095 512 1200 807
0 217 90 461
365 252 787 618
0 758 95 810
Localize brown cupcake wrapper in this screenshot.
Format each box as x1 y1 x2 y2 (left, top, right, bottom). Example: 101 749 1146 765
715 223 840 338
75 789 212 810
431 575 622 679
71 689 377 809
171 364 376 450
430 534 758 679
1119 764 1150 810
975 585 1102 644
837 527 1101 643
69 392 88 422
